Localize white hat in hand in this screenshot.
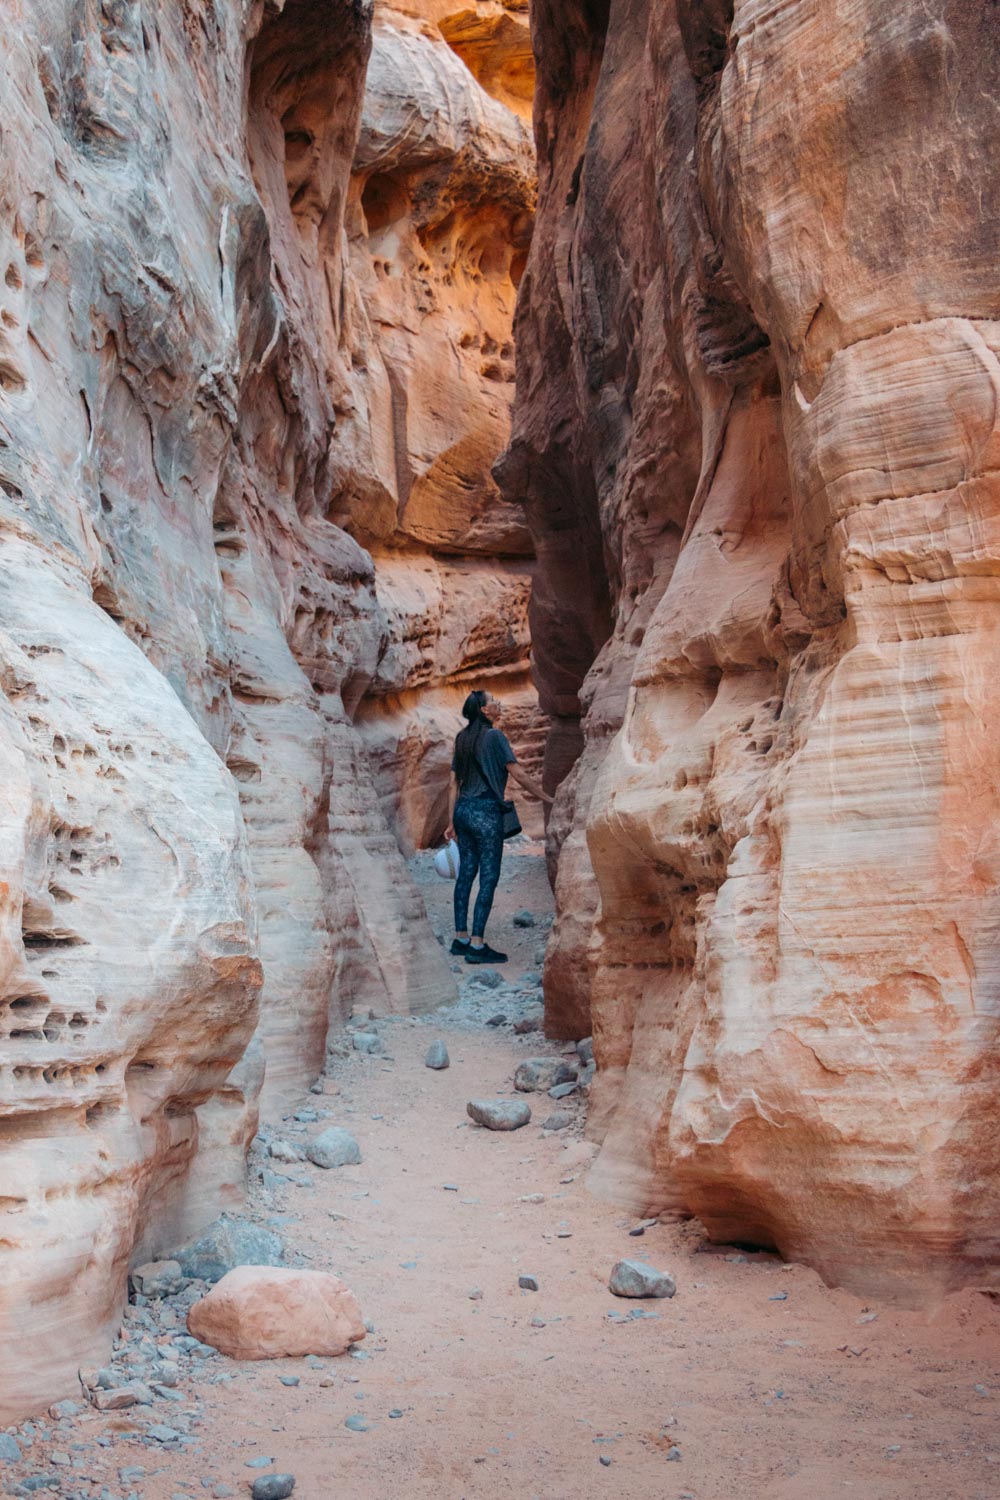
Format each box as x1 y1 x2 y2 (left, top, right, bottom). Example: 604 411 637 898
434 839 461 880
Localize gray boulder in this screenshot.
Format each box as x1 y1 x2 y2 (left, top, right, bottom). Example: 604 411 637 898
252 1478 295 1500
542 1111 573 1132
513 910 536 928
352 1031 381 1055
608 1259 676 1299
130 1260 184 1298
306 1127 362 1169
425 1040 450 1070
467 1098 531 1131
0 1434 21 1462
514 1057 577 1093
174 1216 283 1284
576 1037 594 1065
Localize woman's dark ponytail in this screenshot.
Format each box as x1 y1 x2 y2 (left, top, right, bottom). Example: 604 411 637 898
454 689 492 789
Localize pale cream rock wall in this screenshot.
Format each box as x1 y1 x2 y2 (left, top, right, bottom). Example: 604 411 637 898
502 0 1000 1300
0 0 468 1422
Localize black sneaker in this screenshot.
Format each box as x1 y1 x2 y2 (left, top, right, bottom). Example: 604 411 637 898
465 943 508 964
450 939 470 956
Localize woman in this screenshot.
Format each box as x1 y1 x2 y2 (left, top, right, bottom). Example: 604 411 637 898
444 689 553 964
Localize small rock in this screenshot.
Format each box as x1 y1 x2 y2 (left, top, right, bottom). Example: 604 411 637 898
152 1360 180 1388
352 1032 382 1055
530 1317 546 1328
269 1140 305 1164
467 1099 531 1131
666 1445 682 1461
485 1013 508 1027
278 1375 300 1387
608 1260 676 1299
47 1400 80 1421
131 1260 184 1299
599 1455 612 1467
542 1111 573 1132
0 1433 21 1462
512 1016 541 1035
514 1058 577 1093
90 1387 141 1412
213 1487 236 1499
246 1458 274 1470
769 1291 788 1302
518 1275 539 1291
388 1408 403 1418
146 1424 184 1443
306 1128 361 1169
294 1109 318 1123
468 1288 483 1300
309 1080 325 1095
344 1414 369 1432
469 968 504 989
576 1037 594 1065
513 910 536 928
174 1216 283 1284
425 1041 450 1071
251 1478 295 1500
519 1193 545 1203
548 1080 579 1100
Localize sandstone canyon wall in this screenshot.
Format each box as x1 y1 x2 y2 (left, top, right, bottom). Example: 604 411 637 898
500 0 1000 1301
0 0 535 1421
346 0 546 847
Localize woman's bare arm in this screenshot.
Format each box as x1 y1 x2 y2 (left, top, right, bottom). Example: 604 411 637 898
508 762 555 805
444 773 460 841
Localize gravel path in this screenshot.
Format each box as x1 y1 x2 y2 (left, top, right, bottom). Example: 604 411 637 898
5 849 999 1500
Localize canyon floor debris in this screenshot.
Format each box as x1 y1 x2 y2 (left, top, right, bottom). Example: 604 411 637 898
2 850 998 1500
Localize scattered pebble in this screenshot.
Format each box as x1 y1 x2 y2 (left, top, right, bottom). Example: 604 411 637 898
513 910 536 927
278 1376 300 1387
344 1414 369 1432
518 1275 539 1292
425 1041 450 1071
608 1260 676 1299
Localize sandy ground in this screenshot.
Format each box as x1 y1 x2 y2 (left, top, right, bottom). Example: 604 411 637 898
5 847 1000 1500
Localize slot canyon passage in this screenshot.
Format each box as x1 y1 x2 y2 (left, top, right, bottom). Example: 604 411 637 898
1 0 1000 1495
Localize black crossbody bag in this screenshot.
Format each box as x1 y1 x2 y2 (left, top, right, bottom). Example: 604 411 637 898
472 741 523 840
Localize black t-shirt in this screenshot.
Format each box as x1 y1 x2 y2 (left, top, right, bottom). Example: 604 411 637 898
453 727 517 800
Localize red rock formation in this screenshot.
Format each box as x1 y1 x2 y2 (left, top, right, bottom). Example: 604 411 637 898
500 0 1000 1300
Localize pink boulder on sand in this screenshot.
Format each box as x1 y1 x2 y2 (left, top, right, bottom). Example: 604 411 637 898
187 1266 366 1360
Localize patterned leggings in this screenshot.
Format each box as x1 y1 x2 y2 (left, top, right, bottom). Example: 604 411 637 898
453 795 504 938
